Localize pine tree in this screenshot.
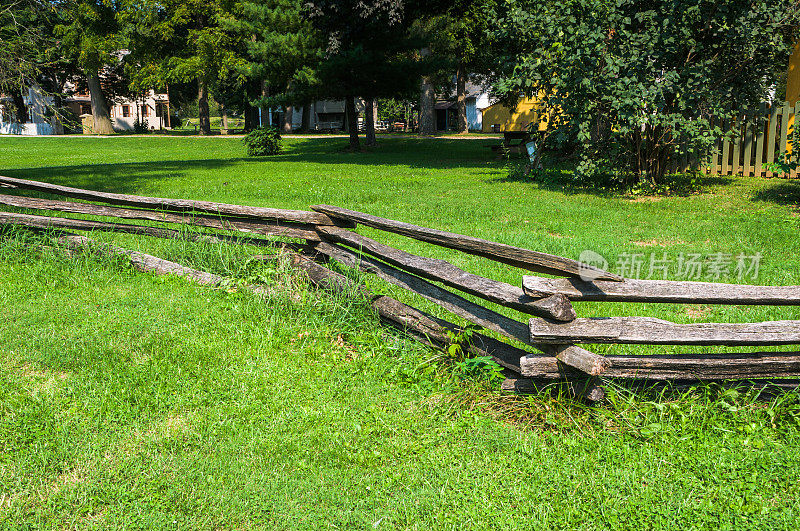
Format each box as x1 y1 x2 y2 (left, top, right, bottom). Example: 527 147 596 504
221 0 322 133
306 0 430 149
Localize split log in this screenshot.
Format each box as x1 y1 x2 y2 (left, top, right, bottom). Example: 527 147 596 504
521 351 800 379
548 344 611 376
529 317 800 345
315 226 576 320
1 210 220 242
523 275 800 305
0 211 308 249
0 175 346 226
56 234 287 301
310 241 607 376
311 204 622 280
291 250 608 390
504 377 800 398
312 240 572 326
312 241 534 337
0 194 320 240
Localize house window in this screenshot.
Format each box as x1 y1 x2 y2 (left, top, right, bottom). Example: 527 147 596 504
81 104 91 115
122 105 130 117
142 105 149 117
155 103 165 117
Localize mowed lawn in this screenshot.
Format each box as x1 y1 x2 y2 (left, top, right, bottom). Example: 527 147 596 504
1 135 800 528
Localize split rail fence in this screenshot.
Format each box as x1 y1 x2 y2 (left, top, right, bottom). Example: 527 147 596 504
2 174 800 401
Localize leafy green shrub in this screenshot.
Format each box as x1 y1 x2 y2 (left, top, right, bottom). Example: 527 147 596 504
243 127 282 156
133 118 149 134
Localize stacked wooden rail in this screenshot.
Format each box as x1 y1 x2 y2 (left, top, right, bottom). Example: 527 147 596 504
2 174 800 401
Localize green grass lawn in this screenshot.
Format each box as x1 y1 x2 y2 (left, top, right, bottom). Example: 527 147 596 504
2 136 800 528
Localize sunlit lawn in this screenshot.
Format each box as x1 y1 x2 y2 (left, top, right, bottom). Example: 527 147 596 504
1 135 800 527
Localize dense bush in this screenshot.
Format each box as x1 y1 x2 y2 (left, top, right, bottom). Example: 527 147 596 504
243 127 282 156
493 0 800 185
132 118 148 134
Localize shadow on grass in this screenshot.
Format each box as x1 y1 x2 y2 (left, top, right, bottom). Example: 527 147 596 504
3 158 245 196
492 164 734 198
3 137 505 196
752 180 800 207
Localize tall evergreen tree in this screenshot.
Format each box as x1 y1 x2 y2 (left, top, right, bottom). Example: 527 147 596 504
0 0 48 122
221 0 322 133
306 0 430 149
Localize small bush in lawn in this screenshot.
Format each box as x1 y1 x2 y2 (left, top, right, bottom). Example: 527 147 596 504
243 127 282 156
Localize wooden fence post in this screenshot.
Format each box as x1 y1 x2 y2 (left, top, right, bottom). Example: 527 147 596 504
721 117 731 175
767 104 780 177
732 112 742 175
754 103 767 177
743 110 753 177
779 103 791 175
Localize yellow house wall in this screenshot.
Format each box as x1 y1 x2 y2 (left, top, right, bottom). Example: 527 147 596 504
788 42 800 106
481 98 549 133
785 42 800 155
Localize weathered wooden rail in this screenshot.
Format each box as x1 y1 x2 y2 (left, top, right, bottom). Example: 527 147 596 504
2 175 800 401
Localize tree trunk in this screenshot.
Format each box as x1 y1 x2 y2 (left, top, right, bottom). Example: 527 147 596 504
11 91 28 124
282 105 293 133
456 63 468 134
220 101 228 132
87 73 115 134
244 103 257 131
260 80 269 128
365 98 377 146
301 103 311 132
52 93 65 135
419 78 435 135
197 79 211 135
165 84 171 129
345 96 360 151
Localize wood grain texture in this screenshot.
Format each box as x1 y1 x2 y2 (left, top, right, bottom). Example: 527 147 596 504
521 351 800 379
522 275 800 305
529 317 800 345
548 344 611 376
0 211 307 249
0 194 320 240
57 235 285 301
316 226 576 319
312 240 573 324
311 204 622 280
0 175 344 226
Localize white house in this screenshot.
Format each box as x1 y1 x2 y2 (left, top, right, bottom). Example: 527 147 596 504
65 89 171 132
1 81 170 135
0 85 56 135
434 80 493 132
